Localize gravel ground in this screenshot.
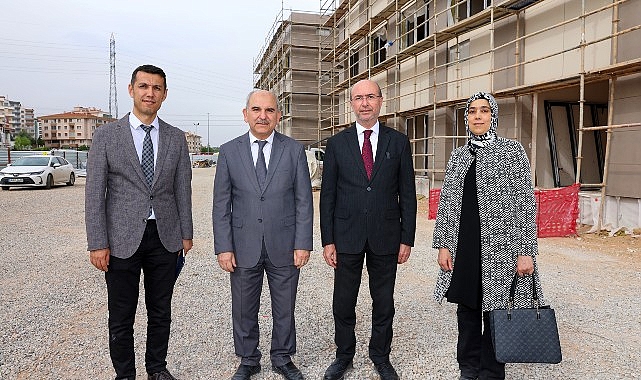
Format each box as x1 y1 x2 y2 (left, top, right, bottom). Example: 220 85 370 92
1 166 640 379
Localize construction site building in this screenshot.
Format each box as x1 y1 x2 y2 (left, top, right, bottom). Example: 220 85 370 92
254 10 334 147
317 0 641 230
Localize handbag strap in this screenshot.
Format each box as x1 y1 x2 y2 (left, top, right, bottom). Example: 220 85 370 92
507 271 540 312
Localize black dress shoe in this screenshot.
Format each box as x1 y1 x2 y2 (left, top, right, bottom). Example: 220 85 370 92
272 361 304 380
374 361 399 380
148 369 177 380
231 364 261 380
323 358 353 380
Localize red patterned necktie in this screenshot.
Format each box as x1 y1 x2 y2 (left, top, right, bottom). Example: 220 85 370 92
362 129 373 179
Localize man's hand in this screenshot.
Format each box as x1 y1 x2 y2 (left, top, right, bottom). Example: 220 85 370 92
437 248 453 272
182 239 193 255
217 252 237 273
90 248 110 272
293 249 310 269
323 244 338 269
398 244 412 264
516 255 534 277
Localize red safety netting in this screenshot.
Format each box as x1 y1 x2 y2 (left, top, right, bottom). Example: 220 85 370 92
535 183 580 237
428 188 440 220
427 183 580 237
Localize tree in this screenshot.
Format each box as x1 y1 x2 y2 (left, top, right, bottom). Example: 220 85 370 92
200 146 219 153
13 136 31 150
16 130 36 146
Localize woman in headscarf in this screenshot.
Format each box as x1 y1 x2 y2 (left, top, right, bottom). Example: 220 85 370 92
432 92 545 380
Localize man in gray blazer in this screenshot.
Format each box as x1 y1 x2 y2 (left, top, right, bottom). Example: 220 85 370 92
213 90 313 380
86 64 193 380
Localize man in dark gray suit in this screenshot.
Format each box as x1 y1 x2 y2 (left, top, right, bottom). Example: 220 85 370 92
86 64 193 380
320 79 416 380
213 90 313 380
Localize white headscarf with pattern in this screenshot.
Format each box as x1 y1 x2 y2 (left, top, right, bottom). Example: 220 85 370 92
465 91 498 153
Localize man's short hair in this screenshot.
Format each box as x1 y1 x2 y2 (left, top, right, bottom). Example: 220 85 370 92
131 64 167 88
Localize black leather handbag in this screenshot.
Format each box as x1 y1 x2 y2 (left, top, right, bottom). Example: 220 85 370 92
489 274 562 364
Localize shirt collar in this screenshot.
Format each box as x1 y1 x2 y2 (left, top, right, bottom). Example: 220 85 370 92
356 121 379 136
129 112 160 130
248 130 275 145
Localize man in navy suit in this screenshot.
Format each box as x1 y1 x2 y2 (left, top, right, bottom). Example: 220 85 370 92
213 90 313 380
320 79 416 380
86 64 193 380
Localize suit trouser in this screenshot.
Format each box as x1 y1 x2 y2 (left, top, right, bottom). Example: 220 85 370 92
456 303 505 380
105 220 177 379
230 245 300 367
333 247 398 364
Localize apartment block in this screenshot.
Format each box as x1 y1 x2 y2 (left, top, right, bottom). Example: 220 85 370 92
254 10 334 146
38 107 115 148
184 131 202 154
319 0 641 228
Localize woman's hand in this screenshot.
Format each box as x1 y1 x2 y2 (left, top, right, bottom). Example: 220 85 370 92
438 248 453 272
516 255 534 276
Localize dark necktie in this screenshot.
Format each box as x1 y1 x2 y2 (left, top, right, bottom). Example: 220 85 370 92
140 124 154 187
362 129 374 179
255 140 267 189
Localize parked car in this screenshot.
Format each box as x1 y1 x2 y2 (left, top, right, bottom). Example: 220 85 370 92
0 155 75 190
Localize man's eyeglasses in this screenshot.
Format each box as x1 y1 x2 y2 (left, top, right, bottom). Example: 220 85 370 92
351 94 382 102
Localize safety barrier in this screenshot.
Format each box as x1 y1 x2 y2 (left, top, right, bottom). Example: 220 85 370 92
534 183 580 237
428 183 580 237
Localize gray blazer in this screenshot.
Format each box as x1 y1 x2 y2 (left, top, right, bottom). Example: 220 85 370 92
85 114 193 259
213 131 313 268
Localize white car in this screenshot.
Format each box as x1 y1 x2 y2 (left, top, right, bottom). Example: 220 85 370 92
0 155 75 190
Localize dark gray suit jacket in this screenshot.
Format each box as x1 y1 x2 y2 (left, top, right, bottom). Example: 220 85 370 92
85 114 193 259
320 124 416 254
212 131 313 268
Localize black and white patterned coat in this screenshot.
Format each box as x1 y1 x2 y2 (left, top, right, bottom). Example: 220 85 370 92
432 137 546 311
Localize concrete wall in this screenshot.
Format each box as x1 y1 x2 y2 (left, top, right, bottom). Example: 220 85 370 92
607 73 641 198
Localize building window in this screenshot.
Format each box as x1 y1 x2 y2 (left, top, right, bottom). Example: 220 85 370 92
448 39 470 62
283 97 291 115
400 1 429 49
371 30 387 66
317 27 331 37
349 51 359 77
449 0 489 25
44 133 49 137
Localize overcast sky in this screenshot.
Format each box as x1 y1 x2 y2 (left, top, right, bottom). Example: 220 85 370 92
1 0 323 146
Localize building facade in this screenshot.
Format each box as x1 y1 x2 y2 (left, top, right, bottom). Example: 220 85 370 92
38 107 115 148
184 131 202 154
318 0 641 229
254 10 334 146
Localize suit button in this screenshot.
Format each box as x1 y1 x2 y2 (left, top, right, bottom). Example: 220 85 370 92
149 195 153 200
258 218 262 223
260 197 265 201
366 187 371 191
364 209 368 214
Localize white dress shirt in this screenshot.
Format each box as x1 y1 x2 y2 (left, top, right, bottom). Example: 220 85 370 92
249 130 275 170
356 121 379 161
129 112 160 219
129 112 160 167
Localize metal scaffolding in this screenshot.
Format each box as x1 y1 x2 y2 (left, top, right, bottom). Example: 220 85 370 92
318 0 641 229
